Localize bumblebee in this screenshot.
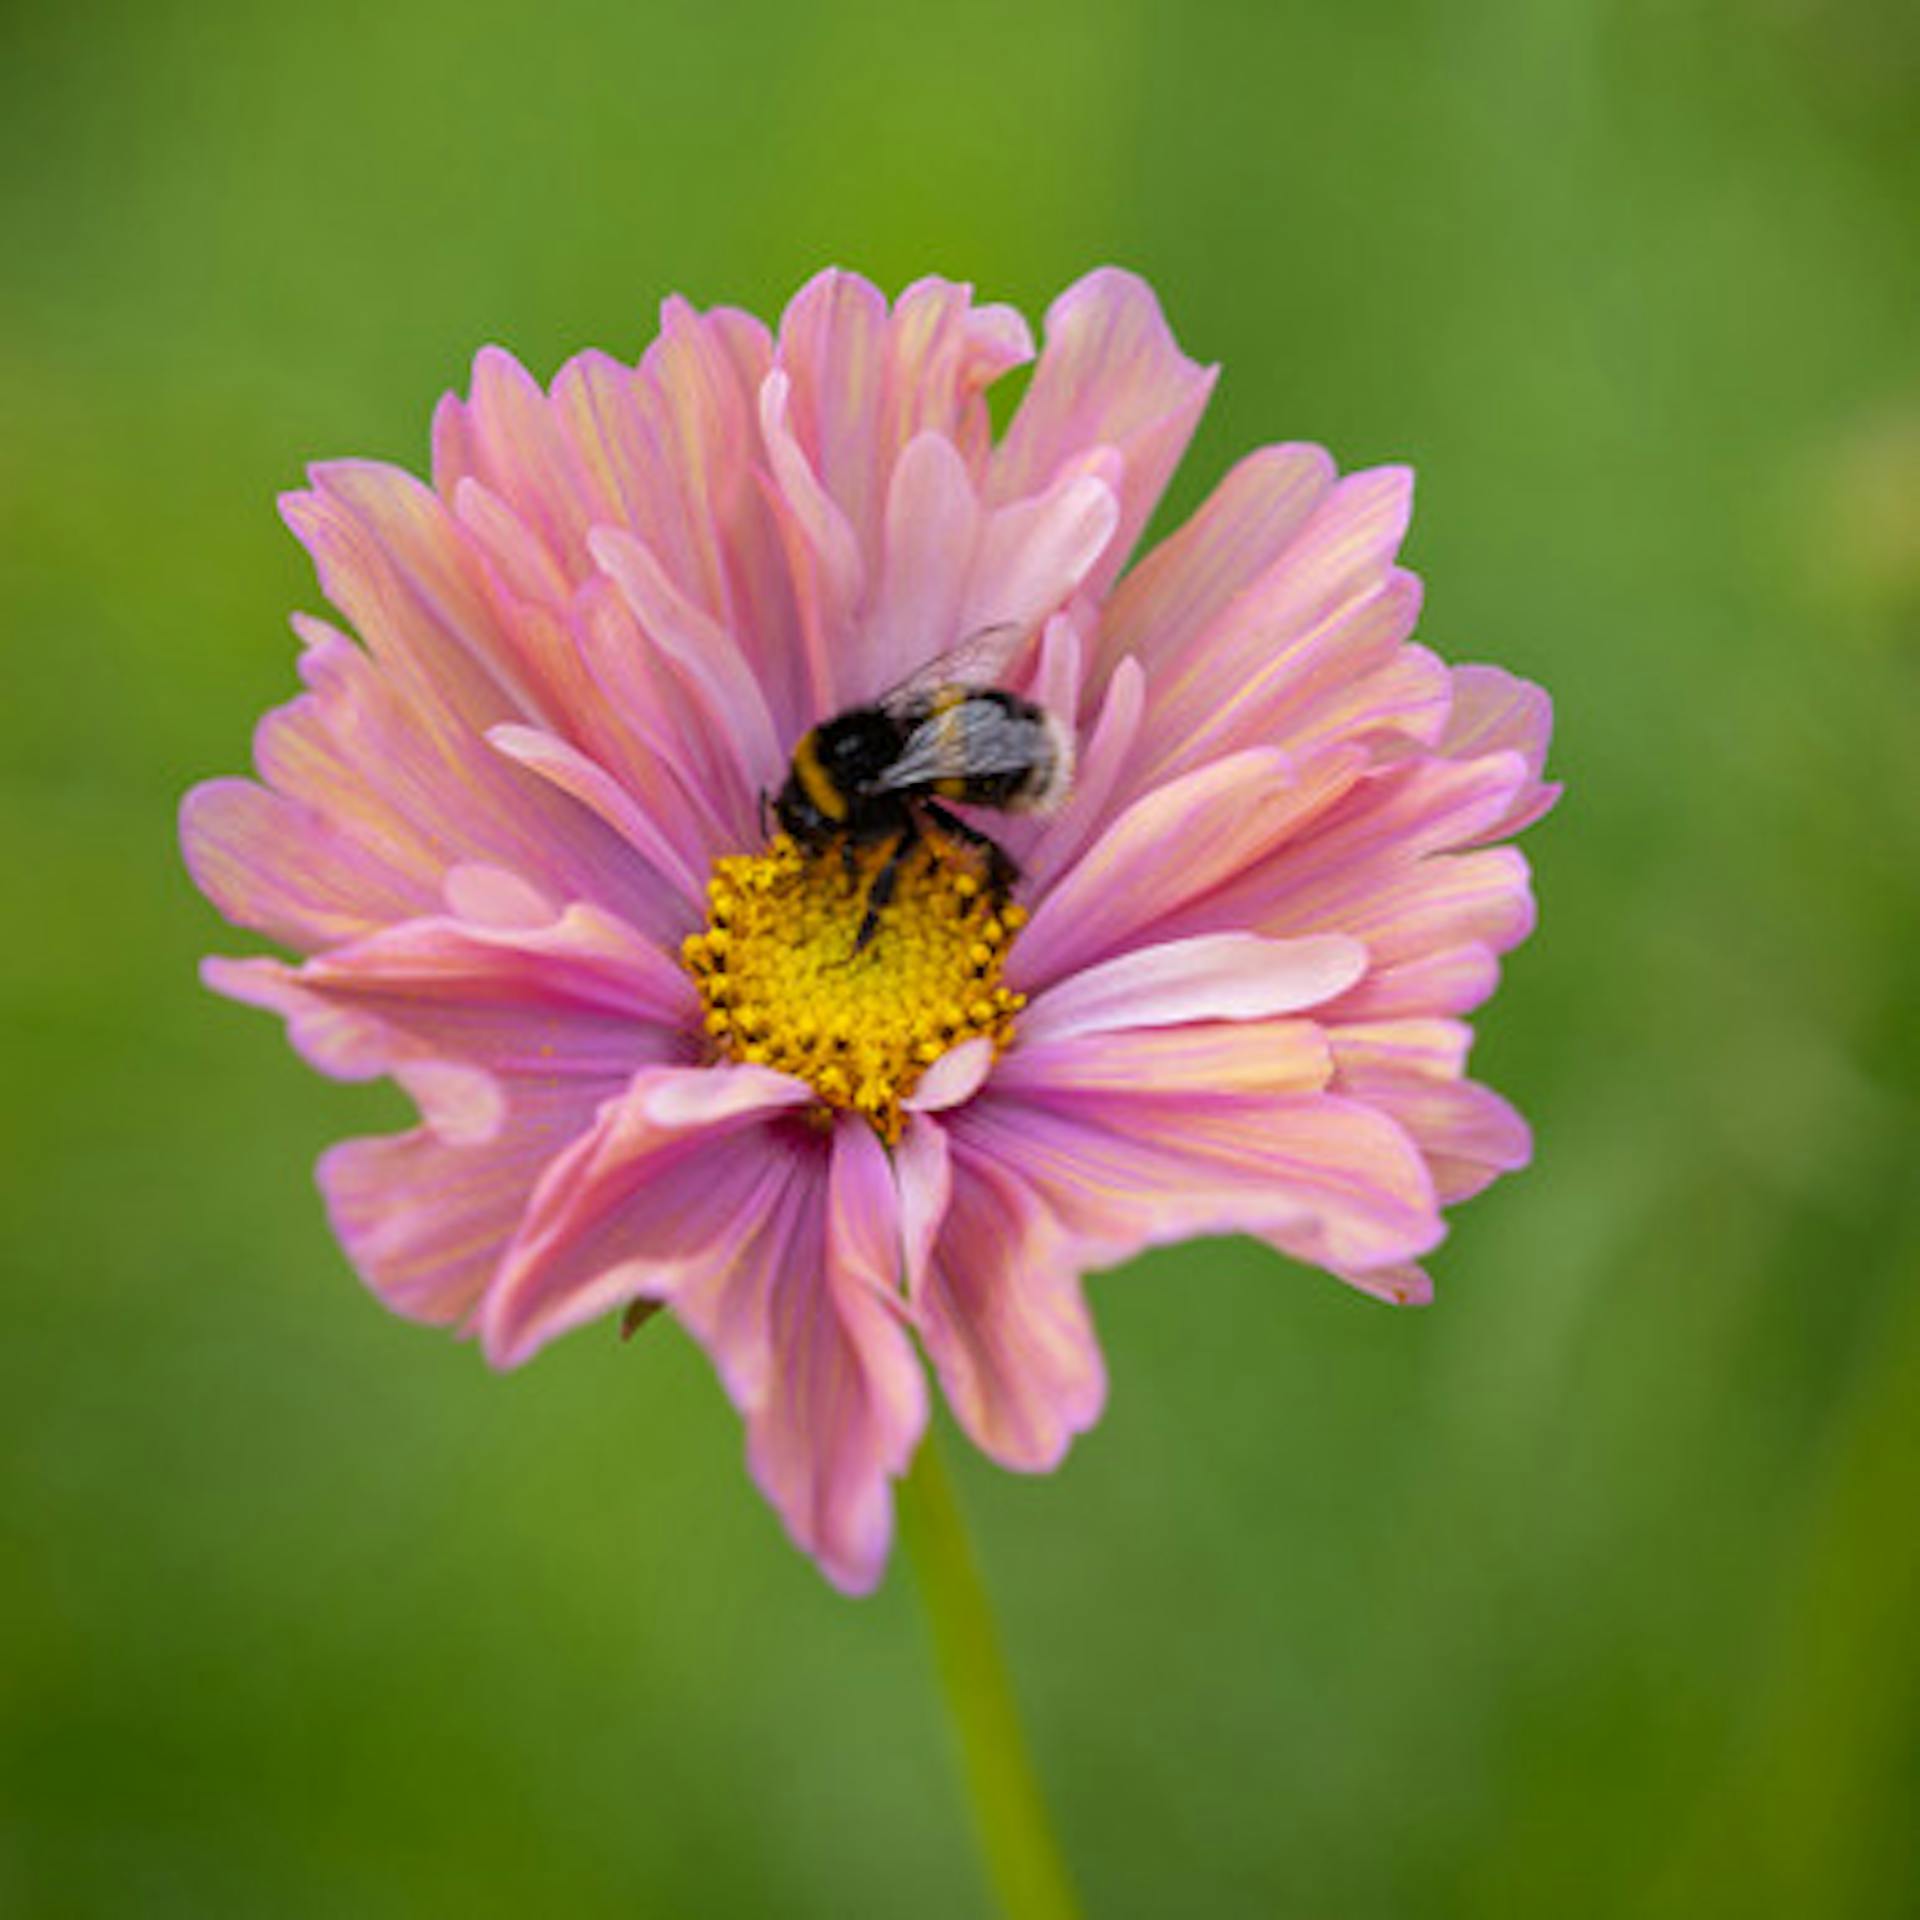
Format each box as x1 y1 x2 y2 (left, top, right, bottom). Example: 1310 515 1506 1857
772 640 1072 951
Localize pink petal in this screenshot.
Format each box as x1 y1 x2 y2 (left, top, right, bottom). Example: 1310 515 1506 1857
989 269 1217 597
771 270 895 568
1023 655 1144 889
1320 943 1502 1022
860 431 982 701
1094 441 1336 693
437 346 597 580
285 462 523 731
996 1018 1333 1100
955 1087 1442 1277
1014 746 1305 988
1335 1263 1435 1308
918 1136 1105 1472
180 775 425 951
485 724 707 911
1332 1021 1532 1203
563 577 749 871
746 1122 929 1594
264 507 668 937
773 270 1034 576
759 367 866 715
1019 932 1367 1043
479 1066 812 1368
905 1036 996 1112
1176 752 1535 954
201 904 692 1113
962 463 1121 649
319 1077 612 1327
588 524 784 808
1442 664 1562 841
440 861 556 930
884 276 1035 471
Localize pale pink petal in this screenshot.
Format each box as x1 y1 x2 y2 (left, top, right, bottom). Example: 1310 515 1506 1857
990 269 1217 597
1320 847 1538 969
772 270 895 566
905 1036 996 1112
1020 932 1367 1043
774 270 1034 569
450 477 574 621
439 862 555 930
746 1122 929 1593
1126 569 1423 795
918 1138 1105 1472
893 1114 953 1289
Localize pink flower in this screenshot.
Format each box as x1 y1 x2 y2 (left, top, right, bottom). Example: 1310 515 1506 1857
182 269 1557 1593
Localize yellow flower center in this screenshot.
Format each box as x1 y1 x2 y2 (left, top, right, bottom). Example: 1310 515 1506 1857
680 833 1027 1144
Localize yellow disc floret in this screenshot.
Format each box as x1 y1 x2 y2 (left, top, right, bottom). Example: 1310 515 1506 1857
679 833 1028 1144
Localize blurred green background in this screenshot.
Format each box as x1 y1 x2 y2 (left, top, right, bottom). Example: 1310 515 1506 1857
5 0 1918 1913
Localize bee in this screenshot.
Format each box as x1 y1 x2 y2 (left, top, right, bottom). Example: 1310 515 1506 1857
771 631 1073 951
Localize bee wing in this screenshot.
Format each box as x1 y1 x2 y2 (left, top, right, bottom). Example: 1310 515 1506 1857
875 622 1032 719
872 701 1062 792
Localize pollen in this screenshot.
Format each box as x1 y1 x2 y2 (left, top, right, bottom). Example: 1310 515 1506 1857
680 834 1027 1144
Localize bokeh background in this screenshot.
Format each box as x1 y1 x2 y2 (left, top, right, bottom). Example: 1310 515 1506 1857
5 0 1918 1913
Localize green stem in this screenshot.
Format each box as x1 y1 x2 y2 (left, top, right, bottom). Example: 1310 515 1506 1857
898 1430 1082 1920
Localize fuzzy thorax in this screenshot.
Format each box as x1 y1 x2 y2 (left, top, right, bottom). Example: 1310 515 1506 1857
681 833 1026 1144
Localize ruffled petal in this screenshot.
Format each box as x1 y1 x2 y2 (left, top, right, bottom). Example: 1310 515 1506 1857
953 1085 1442 1280
745 1121 929 1594
478 1065 814 1367
918 1132 1106 1472
319 1077 612 1326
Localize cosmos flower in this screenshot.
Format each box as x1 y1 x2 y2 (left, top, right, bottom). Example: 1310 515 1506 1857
182 270 1557 1593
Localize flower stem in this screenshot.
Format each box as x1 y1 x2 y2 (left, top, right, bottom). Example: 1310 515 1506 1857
898 1430 1082 1920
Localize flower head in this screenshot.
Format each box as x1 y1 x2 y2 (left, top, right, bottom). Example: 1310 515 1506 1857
183 270 1557 1592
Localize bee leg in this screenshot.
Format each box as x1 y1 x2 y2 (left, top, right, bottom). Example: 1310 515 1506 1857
758 789 772 840
922 799 1019 899
853 824 916 954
